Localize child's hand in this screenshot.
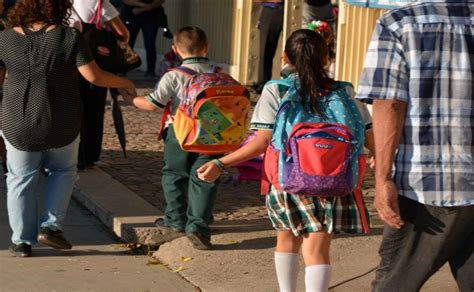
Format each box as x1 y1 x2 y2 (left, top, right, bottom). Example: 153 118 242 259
197 161 222 183
367 151 375 169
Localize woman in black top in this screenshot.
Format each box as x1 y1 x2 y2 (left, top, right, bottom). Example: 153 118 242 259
0 0 136 257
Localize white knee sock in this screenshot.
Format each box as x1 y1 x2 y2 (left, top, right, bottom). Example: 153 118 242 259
305 264 332 292
274 252 300 292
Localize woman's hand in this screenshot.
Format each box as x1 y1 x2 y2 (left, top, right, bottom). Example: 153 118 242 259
197 161 223 183
123 80 137 97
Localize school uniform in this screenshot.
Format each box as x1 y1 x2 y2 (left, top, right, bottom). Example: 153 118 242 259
146 57 221 239
251 77 372 235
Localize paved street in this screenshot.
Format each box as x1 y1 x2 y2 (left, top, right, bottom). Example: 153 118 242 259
0 173 194 292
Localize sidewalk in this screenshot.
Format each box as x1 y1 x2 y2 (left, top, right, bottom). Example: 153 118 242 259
0 171 194 292
73 71 457 291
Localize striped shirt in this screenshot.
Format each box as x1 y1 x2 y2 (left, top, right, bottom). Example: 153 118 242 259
356 0 474 207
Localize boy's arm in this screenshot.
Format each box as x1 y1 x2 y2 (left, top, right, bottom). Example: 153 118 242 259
134 96 160 111
122 71 175 111
120 90 160 112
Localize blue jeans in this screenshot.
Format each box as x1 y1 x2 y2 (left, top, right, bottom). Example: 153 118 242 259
4 137 79 245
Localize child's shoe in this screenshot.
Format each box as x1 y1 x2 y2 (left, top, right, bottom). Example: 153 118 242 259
186 233 213 250
154 218 184 233
9 243 32 257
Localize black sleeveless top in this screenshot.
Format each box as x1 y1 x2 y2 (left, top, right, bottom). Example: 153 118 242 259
0 26 93 151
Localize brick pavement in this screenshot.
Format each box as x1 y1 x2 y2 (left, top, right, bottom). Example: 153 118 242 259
98 71 381 227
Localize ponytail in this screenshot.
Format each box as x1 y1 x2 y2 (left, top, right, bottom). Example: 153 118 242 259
285 29 334 116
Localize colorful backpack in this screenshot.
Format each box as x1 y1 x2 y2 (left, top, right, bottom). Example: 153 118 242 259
263 77 366 198
170 66 251 154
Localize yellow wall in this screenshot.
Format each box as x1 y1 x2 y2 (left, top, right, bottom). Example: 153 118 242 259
335 2 386 89
135 0 386 87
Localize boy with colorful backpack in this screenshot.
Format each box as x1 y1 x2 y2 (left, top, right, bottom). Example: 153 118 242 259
198 29 374 291
122 26 250 250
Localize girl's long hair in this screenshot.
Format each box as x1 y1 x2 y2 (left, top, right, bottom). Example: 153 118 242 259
284 29 334 116
8 0 72 27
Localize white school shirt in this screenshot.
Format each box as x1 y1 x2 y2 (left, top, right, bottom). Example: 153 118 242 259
69 0 119 30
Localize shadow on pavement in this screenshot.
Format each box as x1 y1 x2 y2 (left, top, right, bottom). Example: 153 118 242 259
212 235 276 251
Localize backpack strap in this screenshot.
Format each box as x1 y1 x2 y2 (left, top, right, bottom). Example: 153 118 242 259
353 155 370 234
211 65 222 73
158 103 172 140
158 66 198 140
171 65 223 76
88 0 104 30
266 78 293 89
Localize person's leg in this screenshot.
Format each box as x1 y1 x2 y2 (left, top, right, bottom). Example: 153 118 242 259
124 17 141 49
274 231 303 292
448 207 474 292
302 232 332 292
186 154 220 239
372 197 473 292
4 138 43 245
257 6 284 89
39 137 79 230
78 78 107 166
141 15 159 75
161 126 189 230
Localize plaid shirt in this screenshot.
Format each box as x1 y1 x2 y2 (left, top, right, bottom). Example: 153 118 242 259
357 0 474 207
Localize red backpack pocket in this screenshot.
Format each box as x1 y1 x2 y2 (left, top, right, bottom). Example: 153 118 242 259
295 136 350 176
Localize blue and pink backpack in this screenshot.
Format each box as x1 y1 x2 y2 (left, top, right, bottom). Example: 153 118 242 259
262 77 369 231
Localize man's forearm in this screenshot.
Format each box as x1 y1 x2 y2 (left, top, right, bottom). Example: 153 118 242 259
373 100 407 182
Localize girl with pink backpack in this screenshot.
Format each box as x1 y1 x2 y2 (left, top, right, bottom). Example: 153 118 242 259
197 29 374 292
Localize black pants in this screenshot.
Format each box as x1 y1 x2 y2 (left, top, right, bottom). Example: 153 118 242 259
78 77 107 165
258 5 284 86
372 196 474 292
125 14 159 74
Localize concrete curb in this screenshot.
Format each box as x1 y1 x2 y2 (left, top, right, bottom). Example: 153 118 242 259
72 167 183 245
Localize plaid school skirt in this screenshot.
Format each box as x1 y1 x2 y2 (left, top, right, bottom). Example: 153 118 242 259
266 185 370 236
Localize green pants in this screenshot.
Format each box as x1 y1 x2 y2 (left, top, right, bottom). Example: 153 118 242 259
162 126 220 238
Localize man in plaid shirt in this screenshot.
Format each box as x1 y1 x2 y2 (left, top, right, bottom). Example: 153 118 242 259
357 1 473 291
